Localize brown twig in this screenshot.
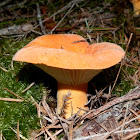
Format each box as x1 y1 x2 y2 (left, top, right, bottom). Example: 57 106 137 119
10 127 28 140
0 131 2 140
42 98 55 122
49 3 75 34
128 108 140 122
36 120 60 138
44 128 55 140
36 3 46 35
0 66 8 72
47 129 63 140
121 102 129 138
82 85 140 119
73 127 140 140
69 121 74 140
98 115 140 140
41 6 80 32
35 131 44 138
43 124 62 129
30 96 47 116
17 121 20 140
56 113 68 134
123 130 140 140
33 0 84 30
0 97 24 102
21 82 35 93
3 87 24 100
2 134 6 140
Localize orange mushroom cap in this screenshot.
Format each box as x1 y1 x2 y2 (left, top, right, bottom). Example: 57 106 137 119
13 34 125 70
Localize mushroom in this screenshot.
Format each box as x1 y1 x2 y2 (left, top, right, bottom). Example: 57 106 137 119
13 34 125 119
130 0 140 15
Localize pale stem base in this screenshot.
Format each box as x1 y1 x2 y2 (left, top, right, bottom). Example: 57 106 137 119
57 82 88 119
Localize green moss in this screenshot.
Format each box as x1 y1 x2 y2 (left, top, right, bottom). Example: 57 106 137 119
113 66 136 96
0 37 50 139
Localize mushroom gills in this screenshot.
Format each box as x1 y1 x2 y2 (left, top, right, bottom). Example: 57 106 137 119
36 64 101 118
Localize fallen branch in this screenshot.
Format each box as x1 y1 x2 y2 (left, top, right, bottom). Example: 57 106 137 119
74 126 140 140
98 115 140 140
82 86 140 119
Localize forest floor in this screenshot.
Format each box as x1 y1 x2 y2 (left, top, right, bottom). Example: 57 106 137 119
0 0 140 139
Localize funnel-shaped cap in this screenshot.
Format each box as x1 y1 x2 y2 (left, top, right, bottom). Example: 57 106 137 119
13 34 125 70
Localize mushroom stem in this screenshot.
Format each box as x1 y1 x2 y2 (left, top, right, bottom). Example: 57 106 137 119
133 5 140 15
57 82 88 119
130 0 140 15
